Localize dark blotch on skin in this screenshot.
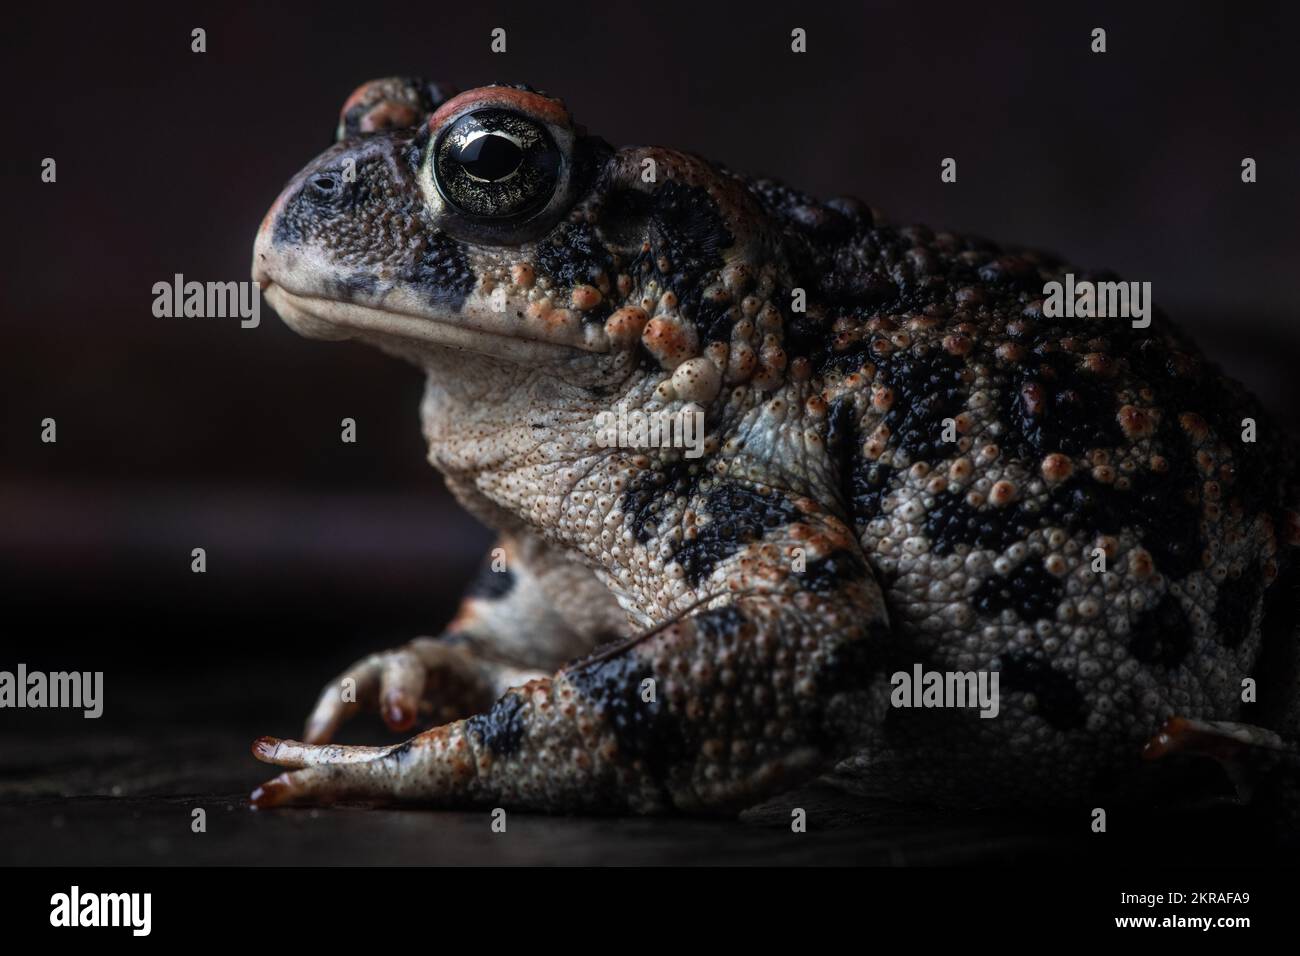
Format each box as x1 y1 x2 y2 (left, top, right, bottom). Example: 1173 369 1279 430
405 231 475 309
826 396 854 461
674 484 798 586
1128 593 1192 667
1051 473 1200 578
801 550 868 593
813 619 896 743
985 318 1284 581
815 638 881 707
648 181 732 277
825 392 920 531
566 654 685 778
924 472 1203 579
783 304 832 361
1130 333 1283 512
537 221 615 320
691 605 747 642
386 740 415 762
464 692 528 757
405 125 431 174
998 351 1125 459
826 397 859 516
337 272 378 297
876 350 966 466
600 181 732 333
974 560 1063 622
1214 572 1260 648
466 561 516 601
1067 472 1203 580
976 255 1041 292
695 295 736 344
851 461 895 523
819 267 899 310
622 459 707 544
997 652 1086 730
924 490 1044 557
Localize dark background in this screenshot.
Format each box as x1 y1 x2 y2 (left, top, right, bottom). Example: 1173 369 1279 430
1 0 1297 865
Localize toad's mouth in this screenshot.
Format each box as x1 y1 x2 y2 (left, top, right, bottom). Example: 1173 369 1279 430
260 282 608 362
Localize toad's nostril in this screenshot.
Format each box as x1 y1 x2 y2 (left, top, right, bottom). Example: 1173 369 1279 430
308 173 339 198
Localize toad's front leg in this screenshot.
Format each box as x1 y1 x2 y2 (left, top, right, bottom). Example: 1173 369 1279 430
298 533 622 742
251 519 892 814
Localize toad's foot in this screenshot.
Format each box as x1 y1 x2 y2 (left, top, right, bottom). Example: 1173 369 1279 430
253 724 542 809
251 736 414 807
303 637 544 743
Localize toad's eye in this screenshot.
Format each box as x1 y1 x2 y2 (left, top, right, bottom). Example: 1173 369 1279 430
432 108 561 221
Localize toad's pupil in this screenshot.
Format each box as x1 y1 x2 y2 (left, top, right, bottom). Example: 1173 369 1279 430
454 133 523 181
